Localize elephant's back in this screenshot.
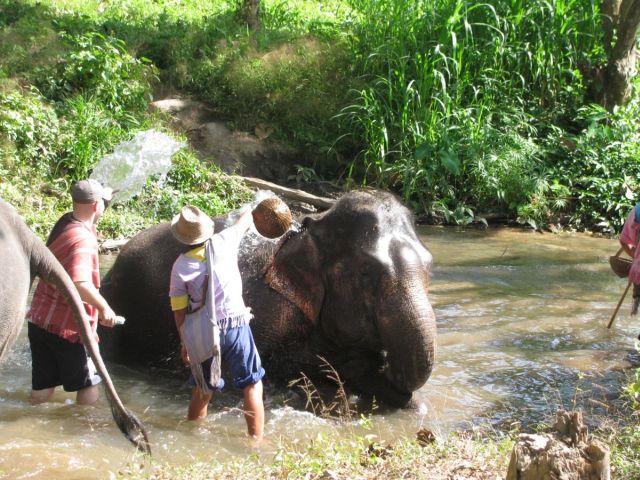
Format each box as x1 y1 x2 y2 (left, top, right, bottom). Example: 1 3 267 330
100 222 187 365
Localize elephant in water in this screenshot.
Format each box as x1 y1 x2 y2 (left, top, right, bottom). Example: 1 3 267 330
0 198 150 454
100 190 437 408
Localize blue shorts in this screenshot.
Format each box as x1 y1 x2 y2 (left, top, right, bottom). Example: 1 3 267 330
188 324 265 391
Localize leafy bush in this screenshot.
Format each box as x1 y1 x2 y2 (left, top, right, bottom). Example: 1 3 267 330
37 31 156 116
543 99 640 233
129 150 252 222
55 94 142 182
467 130 544 214
0 88 60 174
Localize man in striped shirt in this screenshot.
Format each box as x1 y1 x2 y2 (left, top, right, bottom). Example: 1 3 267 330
27 179 120 405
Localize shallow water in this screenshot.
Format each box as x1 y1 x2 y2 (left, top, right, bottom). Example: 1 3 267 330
0 226 638 478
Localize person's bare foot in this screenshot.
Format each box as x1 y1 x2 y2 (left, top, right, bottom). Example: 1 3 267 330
248 435 270 449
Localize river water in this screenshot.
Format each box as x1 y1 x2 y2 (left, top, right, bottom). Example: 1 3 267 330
0 226 638 479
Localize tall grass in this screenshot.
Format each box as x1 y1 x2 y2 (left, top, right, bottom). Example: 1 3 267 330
338 0 602 223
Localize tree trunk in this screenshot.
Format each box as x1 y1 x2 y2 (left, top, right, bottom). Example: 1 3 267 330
244 0 260 30
600 0 640 109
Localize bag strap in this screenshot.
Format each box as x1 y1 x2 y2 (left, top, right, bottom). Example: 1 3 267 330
187 274 208 314
205 238 217 325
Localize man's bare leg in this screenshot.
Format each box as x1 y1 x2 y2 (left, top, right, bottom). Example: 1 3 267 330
76 385 99 405
188 387 213 420
243 380 264 439
30 387 55 404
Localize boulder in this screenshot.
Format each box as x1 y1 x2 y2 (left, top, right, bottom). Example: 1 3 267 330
506 411 610 480
150 98 300 184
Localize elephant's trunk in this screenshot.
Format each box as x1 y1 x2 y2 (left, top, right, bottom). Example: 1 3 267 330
377 266 436 395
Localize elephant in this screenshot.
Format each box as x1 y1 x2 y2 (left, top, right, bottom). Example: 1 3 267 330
0 198 150 454
99 190 437 408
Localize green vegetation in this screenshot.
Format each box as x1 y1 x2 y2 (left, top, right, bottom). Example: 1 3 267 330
1 0 639 235
118 429 513 480
112 419 640 479
0 2 638 474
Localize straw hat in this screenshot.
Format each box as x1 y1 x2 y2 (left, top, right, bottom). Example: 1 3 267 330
170 205 214 245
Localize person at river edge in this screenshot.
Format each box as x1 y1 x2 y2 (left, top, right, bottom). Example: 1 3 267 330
169 204 265 440
27 179 120 405
619 203 640 333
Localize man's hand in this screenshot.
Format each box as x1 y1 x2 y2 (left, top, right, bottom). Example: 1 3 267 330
98 305 118 327
181 344 191 366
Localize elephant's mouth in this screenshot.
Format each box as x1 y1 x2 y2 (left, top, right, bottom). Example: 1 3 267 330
335 347 414 408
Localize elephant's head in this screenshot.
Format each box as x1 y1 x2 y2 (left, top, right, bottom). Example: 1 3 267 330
263 190 436 406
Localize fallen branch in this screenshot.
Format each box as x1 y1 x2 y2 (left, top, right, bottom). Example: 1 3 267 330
240 176 336 210
99 239 129 252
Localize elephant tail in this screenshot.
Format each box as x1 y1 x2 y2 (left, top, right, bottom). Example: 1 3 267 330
104 388 151 454
29 237 152 454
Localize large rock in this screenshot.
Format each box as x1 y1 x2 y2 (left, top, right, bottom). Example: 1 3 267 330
506 411 610 480
150 98 300 184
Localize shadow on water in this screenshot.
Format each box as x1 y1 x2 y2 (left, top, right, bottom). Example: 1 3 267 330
1 226 639 478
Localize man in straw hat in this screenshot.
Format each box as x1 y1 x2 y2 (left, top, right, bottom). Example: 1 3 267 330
169 205 265 440
28 179 121 405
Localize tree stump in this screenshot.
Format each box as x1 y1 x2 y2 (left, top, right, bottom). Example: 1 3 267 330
506 411 610 480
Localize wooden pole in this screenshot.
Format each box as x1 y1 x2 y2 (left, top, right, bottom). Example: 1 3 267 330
607 281 632 329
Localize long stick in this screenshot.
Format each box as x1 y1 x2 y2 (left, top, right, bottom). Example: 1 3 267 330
607 281 632 329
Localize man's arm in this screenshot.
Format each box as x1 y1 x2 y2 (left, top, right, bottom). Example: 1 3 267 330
621 242 635 258
74 280 118 327
234 208 254 234
172 308 190 365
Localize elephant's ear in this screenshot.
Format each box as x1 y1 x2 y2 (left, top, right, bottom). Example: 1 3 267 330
264 228 324 325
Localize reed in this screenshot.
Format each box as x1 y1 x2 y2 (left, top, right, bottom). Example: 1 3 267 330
338 0 602 221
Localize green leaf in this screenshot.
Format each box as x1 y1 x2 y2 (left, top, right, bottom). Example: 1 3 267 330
413 141 431 161
439 148 461 176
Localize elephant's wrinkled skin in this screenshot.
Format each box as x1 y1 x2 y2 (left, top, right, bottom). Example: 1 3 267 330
0 198 150 453
100 191 437 407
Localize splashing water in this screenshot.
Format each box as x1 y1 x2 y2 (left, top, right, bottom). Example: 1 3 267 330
90 130 184 204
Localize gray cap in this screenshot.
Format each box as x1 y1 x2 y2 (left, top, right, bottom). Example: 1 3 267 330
71 179 113 204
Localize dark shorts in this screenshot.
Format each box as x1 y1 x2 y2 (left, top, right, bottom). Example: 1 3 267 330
28 322 101 392
188 324 265 391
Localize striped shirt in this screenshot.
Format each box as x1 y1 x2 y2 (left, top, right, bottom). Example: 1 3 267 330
28 213 100 344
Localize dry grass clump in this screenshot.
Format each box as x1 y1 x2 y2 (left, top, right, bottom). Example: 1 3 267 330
115 431 512 480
